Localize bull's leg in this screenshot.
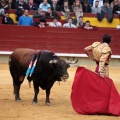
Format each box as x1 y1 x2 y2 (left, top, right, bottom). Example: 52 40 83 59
9 60 25 101
14 82 22 101
14 74 25 101
12 75 23 101
45 88 51 106
13 76 24 101
32 81 39 104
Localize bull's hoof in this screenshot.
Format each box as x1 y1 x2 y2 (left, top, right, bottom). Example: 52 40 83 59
45 102 51 106
32 101 38 104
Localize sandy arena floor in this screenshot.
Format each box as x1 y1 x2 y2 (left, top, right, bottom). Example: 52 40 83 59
0 63 120 120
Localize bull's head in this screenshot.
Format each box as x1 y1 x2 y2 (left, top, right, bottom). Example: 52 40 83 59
49 59 78 81
49 59 70 81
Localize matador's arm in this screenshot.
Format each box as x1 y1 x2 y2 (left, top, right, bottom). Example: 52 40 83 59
99 46 112 73
84 45 93 59
99 52 110 73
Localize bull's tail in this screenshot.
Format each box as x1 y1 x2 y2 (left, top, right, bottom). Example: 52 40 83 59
27 77 32 88
28 81 31 88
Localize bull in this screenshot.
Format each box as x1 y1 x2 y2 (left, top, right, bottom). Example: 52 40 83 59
9 48 77 105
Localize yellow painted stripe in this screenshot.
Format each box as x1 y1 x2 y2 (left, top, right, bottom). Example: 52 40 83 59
83 17 120 28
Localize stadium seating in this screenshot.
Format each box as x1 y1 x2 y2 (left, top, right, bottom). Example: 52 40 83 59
1 9 120 28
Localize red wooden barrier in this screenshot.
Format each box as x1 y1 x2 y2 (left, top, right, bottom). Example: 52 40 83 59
0 25 120 55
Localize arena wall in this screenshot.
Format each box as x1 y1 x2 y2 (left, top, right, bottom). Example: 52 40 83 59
0 25 120 54
0 25 120 67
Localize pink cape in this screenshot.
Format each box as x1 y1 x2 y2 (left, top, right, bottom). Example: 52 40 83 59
71 67 120 116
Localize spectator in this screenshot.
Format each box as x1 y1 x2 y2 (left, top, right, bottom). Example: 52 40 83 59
38 19 46 28
2 11 14 24
116 24 120 29
15 0 28 10
82 1 92 13
63 17 76 28
68 0 75 6
45 7 61 19
57 0 64 6
47 0 52 4
48 18 62 27
0 0 10 10
89 0 94 6
92 0 101 14
7 0 15 9
58 0 74 7
39 0 51 12
111 0 118 8
50 0 61 11
18 9 33 26
27 0 38 10
77 16 85 27
101 0 113 22
34 0 51 5
0 0 9 16
33 8 46 19
113 0 120 14
93 0 103 7
72 0 83 25
84 20 94 30
34 0 42 5
61 0 73 21
101 0 113 14
15 0 28 21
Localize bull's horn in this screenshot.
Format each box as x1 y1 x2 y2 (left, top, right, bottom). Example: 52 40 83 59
49 59 58 64
66 59 78 64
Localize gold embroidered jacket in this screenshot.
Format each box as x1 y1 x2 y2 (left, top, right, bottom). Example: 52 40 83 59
84 42 112 73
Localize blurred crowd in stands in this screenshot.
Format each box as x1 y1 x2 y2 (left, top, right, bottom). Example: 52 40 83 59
0 0 120 29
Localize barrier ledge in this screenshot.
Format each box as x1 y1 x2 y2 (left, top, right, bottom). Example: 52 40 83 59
0 51 120 59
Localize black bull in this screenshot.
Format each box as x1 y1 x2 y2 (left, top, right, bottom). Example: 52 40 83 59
9 48 76 105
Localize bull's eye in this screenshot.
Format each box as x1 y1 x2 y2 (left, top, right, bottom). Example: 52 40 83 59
57 67 62 71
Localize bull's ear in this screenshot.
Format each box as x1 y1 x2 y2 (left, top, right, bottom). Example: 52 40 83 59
49 59 58 64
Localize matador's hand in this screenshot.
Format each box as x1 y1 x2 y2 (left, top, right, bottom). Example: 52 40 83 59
99 72 104 78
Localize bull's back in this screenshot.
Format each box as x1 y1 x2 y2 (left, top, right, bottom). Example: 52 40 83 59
10 48 36 68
